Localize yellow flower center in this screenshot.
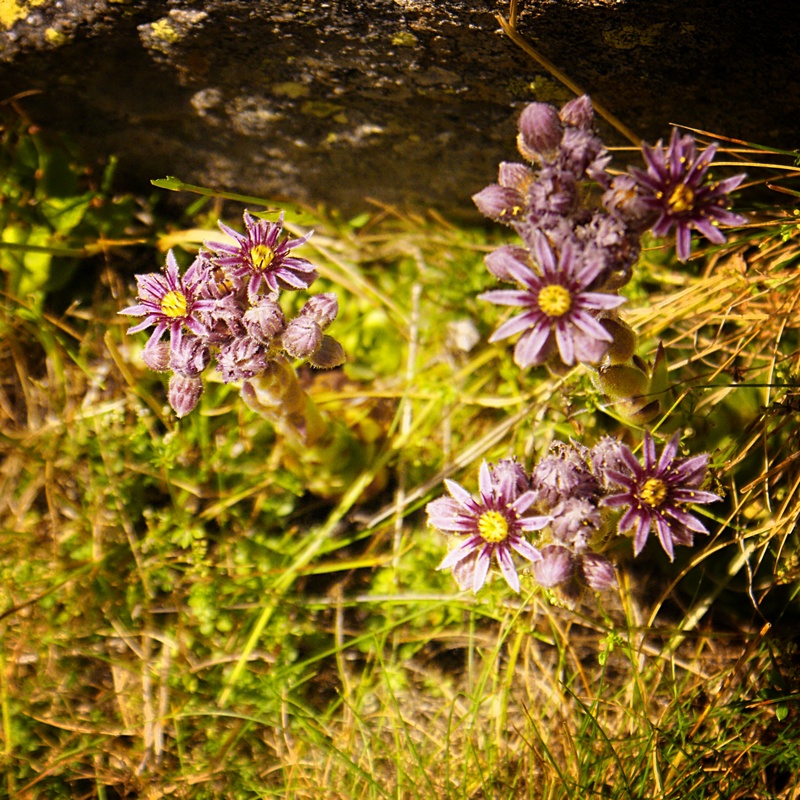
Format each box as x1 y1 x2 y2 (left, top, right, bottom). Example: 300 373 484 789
250 243 276 272
640 477 668 508
477 510 509 543
538 284 572 317
160 290 188 318
668 184 695 213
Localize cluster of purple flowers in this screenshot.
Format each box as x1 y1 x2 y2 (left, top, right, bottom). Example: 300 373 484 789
426 432 719 595
121 211 344 417
473 96 746 373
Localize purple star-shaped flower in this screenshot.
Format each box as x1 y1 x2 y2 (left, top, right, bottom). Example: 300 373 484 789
630 128 747 261
206 211 318 303
479 232 626 368
602 432 721 560
427 459 549 593
119 251 216 351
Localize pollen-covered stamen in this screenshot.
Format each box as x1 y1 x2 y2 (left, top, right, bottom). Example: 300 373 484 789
640 477 668 508
668 184 695 213
499 204 524 220
478 510 510 543
250 243 276 272
537 284 572 318
161 290 188 318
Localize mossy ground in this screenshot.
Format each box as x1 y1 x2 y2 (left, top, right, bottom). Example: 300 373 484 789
1 111 800 799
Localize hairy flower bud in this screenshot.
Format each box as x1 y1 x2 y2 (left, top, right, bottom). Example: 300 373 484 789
168 373 203 418
299 293 339 330
517 102 563 160
593 362 650 401
533 545 574 588
603 174 654 231
281 316 323 360
581 553 617 591
472 184 526 224
307 335 346 369
169 334 211 377
559 94 594 129
599 316 637 365
498 161 534 191
216 337 268 382
142 341 170 372
243 297 286 344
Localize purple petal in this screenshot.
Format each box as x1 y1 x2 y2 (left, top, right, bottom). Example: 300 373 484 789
444 478 473 506
510 535 542 562
437 538 481 571
496 546 521 592
554 320 576 365
670 489 721 505
632 514 652 556
490 312 539 344
427 497 475 532
472 548 492 592
675 223 693 261
666 506 710 534
642 433 657 469
478 460 493 502
479 289 534 307
657 433 680 472
514 325 552 368
653 515 676 561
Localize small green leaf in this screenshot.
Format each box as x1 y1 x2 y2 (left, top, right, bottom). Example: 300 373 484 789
40 193 93 233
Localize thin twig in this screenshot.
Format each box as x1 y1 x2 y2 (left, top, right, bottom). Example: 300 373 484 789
495 13 642 147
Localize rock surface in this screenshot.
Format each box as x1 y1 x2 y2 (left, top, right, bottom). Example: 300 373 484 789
1 0 798 217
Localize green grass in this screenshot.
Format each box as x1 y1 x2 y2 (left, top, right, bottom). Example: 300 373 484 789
2 117 800 799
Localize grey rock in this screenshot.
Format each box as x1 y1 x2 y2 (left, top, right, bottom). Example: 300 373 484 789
1 0 798 218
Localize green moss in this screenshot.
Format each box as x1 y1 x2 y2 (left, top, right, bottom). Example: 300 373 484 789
149 17 180 43
0 0 48 30
391 31 418 47
272 81 311 99
43 26 67 45
300 100 345 118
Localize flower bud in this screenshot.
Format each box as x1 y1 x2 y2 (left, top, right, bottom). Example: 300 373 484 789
581 553 617 591
168 374 203 418
559 94 594 129
169 334 211 377
307 335 346 369
299 293 338 330
472 184 526 224
142 341 170 372
533 545 574 588
281 316 323 360
243 298 286 344
497 161 534 191
603 174 654 231
616 396 661 425
517 102 563 160
216 337 267 382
